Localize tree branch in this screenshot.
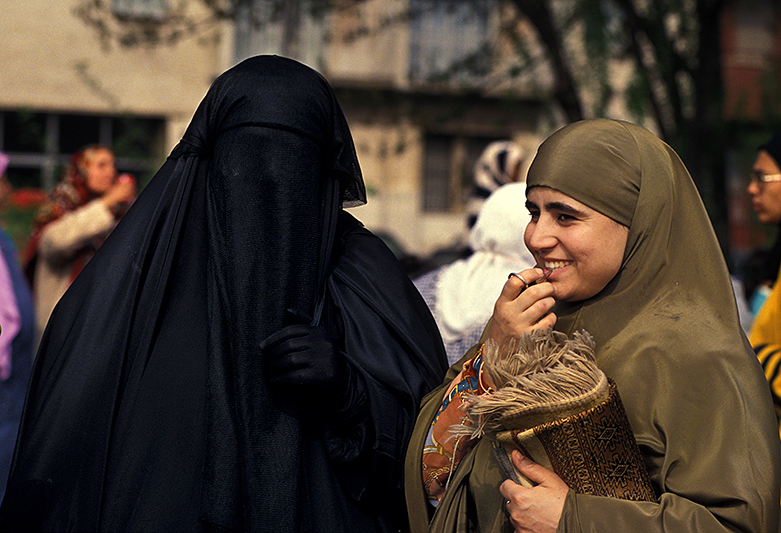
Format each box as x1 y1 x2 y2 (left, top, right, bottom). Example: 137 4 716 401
508 0 584 122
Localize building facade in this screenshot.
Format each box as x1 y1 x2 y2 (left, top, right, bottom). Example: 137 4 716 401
231 0 552 256
0 0 229 190
3 0 779 259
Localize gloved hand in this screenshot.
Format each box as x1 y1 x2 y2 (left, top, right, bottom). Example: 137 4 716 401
260 324 350 407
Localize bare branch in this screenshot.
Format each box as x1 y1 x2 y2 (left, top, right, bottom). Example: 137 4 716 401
508 0 584 122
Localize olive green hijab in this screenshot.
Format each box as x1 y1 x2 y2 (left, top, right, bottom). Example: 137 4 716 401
526 119 740 349
524 119 779 530
405 119 780 532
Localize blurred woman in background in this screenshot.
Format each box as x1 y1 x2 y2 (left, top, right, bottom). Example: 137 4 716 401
23 144 135 345
414 183 536 365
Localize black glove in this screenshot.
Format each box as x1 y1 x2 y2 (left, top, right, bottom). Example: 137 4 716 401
260 324 350 407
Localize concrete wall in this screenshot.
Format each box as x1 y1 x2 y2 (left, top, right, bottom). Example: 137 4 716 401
0 0 543 257
0 0 230 153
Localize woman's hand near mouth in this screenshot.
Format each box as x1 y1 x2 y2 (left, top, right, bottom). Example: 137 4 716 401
485 267 557 350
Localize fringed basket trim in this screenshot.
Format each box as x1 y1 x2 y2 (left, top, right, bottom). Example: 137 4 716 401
456 328 607 439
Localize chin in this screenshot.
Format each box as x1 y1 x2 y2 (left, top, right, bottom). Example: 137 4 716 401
556 289 577 302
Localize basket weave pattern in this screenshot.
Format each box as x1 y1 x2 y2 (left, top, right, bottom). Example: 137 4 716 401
511 379 657 501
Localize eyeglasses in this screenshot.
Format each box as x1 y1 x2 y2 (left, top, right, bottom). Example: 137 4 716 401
750 170 781 184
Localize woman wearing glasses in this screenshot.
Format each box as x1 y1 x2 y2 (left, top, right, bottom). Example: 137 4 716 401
747 136 781 225
746 133 781 435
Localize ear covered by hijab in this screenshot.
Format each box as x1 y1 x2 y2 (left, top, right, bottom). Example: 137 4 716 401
524 119 779 531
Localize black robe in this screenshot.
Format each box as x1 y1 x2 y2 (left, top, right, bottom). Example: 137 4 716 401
0 55 447 532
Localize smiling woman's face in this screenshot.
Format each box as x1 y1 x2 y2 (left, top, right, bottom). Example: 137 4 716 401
524 186 629 302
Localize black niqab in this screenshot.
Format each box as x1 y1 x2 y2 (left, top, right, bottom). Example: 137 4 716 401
0 55 446 532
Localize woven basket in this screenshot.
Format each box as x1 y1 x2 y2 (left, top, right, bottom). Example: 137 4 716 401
463 330 656 502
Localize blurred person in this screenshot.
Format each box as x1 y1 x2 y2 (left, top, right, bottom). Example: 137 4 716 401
741 247 776 316
744 133 781 313
746 133 781 432
414 140 529 284
414 183 536 365
465 140 527 229
0 152 35 500
23 144 135 346
0 55 447 532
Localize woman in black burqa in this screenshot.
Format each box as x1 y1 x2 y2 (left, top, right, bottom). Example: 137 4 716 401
0 55 448 532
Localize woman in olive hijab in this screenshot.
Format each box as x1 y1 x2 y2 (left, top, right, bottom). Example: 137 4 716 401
405 119 780 532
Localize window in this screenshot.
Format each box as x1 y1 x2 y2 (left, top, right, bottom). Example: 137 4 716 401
112 0 170 20
733 0 775 66
409 0 496 85
422 133 504 212
0 110 165 190
234 0 327 67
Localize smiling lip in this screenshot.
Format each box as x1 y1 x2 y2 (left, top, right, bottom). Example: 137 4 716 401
533 260 570 281
543 260 572 271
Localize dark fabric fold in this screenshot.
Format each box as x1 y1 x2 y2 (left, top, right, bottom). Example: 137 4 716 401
0 55 447 532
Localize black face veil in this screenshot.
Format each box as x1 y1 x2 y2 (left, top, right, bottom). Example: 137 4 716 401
0 55 446 532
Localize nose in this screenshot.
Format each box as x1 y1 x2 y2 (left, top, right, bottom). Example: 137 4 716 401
747 179 760 196
525 217 558 253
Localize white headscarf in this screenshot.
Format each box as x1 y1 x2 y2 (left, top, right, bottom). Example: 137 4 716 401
435 182 536 344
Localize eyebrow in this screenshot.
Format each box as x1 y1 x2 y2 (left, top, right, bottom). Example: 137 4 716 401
548 201 586 216
526 199 587 217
